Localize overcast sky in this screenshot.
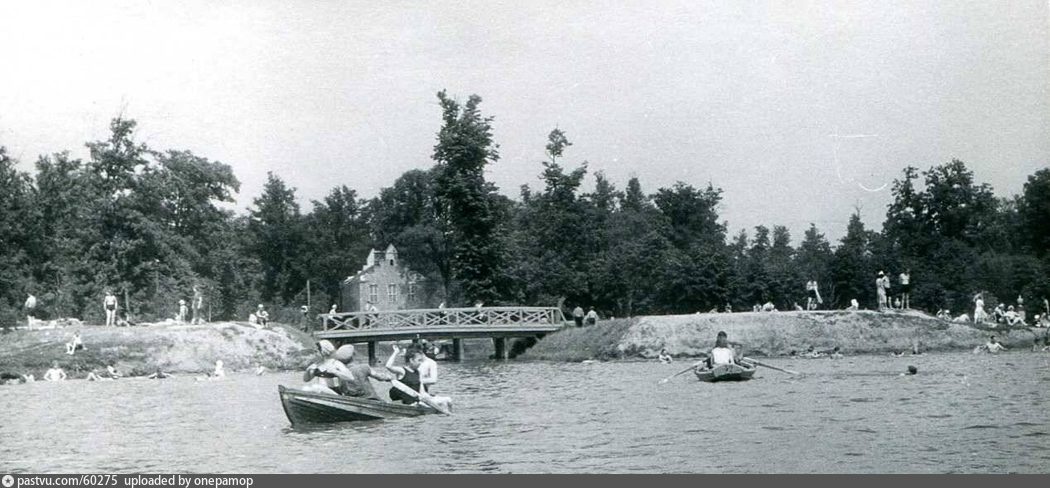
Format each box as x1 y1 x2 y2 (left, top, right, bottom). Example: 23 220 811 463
1 0 1047 242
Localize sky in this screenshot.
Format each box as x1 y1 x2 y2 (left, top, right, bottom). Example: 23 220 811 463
1 0 1047 243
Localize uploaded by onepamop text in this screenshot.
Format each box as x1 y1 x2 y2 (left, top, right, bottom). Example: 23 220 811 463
1 475 253 488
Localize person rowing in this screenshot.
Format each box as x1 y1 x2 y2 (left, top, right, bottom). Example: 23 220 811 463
303 342 396 399
699 331 740 369
385 344 427 404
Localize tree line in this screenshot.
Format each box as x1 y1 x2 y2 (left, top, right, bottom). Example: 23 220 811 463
1 91 1048 326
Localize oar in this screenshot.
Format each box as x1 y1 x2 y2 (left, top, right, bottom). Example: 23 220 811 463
658 354 707 384
390 379 452 415
741 357 800 375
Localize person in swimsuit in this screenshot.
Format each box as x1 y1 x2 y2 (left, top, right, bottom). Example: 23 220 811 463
384 345 427 404
303 343 397 398
44 362 67 381
104 290 118 327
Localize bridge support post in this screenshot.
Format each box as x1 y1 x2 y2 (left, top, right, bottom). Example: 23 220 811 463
452 338 464 361
367 341 377 366
493 338 508 360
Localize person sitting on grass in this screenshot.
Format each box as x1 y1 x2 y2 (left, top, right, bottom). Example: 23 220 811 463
829 347 844 359
658 348 673 363
65 330 83 355
1004 306 1023 326
147 369 172 379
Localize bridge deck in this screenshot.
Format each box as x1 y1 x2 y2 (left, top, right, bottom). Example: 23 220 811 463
313 306 566 343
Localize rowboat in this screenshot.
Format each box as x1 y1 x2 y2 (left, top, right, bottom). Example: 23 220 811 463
278 385 437 425
694 362 757 382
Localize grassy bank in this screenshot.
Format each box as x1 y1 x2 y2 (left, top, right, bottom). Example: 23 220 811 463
523 310 1048 361
0 322 316 378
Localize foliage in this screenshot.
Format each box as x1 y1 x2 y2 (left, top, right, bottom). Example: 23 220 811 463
0 106 1046 327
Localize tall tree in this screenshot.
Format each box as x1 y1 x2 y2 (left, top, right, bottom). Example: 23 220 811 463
248 172 305 304
432 91 505 304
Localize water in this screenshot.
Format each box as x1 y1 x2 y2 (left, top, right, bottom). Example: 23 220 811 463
1 352 1048 473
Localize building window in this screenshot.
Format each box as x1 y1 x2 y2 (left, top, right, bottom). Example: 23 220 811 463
388 284 399 302
407 283 416 302
368 284 378 304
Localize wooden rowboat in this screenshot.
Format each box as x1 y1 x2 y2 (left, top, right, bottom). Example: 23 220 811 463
278 385 437 425
694 362 757 382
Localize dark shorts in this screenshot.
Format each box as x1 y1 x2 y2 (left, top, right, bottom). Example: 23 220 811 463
106 304 116 311
901 283 911 293
808 289 818 299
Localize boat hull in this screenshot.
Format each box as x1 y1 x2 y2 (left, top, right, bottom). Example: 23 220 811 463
278 385 434 425
694 362 757 382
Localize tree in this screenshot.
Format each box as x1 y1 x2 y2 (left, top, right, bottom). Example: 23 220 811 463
0 147 35 325
832 213 872 308
1020 168 1050 258
432 91 505 304
305 185 372 309
248 172 306 304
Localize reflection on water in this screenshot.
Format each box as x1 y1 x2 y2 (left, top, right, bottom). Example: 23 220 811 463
1 352 1048 473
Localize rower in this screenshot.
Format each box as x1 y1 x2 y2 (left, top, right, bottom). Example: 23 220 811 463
705 331 737 368
384 345 426 404
304 344 398 399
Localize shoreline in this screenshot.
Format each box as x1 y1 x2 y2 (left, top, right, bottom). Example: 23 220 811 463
522 310 1049 361
0 321 317 379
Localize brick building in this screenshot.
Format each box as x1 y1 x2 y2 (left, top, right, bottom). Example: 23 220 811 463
340 244 430 312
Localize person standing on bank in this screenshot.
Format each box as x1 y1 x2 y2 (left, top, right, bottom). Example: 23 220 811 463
192 285 204 324
24 293 37 328
177 299 188 323
898 269 911 309
103 290 118 327
585 307 598 326
573 306 584 327
875 272 890 311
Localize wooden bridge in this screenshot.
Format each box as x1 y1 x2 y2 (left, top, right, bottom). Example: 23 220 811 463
313 306 566 363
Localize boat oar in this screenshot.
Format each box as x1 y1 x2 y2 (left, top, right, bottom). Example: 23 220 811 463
390 379 452 415
741 357 800 376
658 354 707 384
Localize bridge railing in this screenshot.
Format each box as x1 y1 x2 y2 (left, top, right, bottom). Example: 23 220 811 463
318 306 566 332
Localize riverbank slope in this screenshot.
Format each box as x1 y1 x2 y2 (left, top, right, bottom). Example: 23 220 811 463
0 322 316 378
523 310 1046 361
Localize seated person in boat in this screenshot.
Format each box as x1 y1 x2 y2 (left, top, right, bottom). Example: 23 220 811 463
703 331 737 368
385 345 428 404
304 343 397 399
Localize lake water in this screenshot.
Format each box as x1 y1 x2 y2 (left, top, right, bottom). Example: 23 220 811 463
1 351 1048 473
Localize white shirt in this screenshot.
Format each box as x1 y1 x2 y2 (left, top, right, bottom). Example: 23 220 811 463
418 356 438 387
710 347 735 365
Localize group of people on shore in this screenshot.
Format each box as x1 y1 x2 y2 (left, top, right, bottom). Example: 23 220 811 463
875 270 911 311
571 306 599 327
21 286 209 329
967 293 1048 328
